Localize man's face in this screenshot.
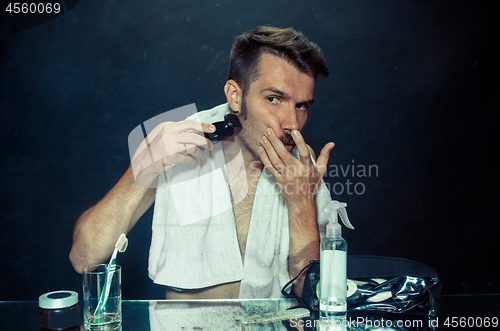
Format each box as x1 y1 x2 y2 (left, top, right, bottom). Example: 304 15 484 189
235 53 316 162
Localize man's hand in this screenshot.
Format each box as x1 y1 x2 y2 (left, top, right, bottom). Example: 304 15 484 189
258 128 334 205
258 128 334 296
131 120 216 187
71 120 216 273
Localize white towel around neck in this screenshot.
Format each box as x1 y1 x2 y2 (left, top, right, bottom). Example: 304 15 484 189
148 103 331 298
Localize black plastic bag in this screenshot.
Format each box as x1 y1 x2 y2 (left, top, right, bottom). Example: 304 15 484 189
283 255 442 317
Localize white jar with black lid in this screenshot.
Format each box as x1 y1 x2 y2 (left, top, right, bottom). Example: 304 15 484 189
38 290 80 330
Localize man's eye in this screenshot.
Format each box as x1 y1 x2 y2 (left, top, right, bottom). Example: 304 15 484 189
267 96 280 104
296 103 308 111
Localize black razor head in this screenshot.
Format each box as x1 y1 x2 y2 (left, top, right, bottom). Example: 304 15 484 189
204 114 242 141
224 114 241 129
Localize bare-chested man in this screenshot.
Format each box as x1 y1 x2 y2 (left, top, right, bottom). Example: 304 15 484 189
70 26 334 299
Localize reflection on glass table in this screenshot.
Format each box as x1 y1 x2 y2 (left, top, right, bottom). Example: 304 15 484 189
0 294 498 331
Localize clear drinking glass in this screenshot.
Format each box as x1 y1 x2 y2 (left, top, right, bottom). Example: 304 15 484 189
83 264 122 331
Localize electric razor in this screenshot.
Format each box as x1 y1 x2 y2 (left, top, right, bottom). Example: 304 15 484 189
205 114 242 141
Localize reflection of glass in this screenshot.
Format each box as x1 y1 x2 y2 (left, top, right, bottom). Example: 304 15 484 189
83 264 122 331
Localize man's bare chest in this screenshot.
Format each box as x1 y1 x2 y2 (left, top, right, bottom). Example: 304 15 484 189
232 192 255 262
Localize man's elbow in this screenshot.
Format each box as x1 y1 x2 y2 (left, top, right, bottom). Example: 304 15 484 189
69 244 99 274
69 247 85 274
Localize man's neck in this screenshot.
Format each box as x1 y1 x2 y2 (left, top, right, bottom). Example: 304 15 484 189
222 135 263 177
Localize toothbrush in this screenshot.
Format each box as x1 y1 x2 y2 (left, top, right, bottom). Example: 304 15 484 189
94 233 128 316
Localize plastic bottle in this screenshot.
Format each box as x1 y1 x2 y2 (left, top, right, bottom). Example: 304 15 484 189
319 201 354 323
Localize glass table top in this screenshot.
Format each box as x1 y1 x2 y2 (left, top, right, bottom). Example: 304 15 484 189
0 294 498 330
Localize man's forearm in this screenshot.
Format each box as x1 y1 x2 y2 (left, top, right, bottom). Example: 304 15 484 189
288 199 320 297
69 166 154 273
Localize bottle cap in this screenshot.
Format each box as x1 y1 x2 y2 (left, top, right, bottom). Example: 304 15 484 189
325 200 354 237
39 290 78 309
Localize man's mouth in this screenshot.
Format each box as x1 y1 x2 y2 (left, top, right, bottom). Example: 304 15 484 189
281 132 295 152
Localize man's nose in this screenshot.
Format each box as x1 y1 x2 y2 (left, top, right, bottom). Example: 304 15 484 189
279 104 300 131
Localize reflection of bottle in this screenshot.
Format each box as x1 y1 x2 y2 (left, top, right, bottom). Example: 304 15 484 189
319 201 354 323
318 318 348 331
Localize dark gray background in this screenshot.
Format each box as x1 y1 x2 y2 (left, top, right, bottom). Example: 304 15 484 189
1 0 498 300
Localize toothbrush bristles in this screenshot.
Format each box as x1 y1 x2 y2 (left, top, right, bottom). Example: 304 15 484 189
115 233 128 253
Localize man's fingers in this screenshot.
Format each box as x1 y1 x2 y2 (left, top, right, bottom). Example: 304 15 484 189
258 145 285 179
180 132 214 151
316 142 335 176
263 128 295 164
173 119 216 134
149 131 212 163
291 129 312 166
260 134 288 176
184 143 208 160
200 121 217 133
181 121 215 150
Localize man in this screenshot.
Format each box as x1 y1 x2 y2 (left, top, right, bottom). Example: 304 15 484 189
70 26 334 299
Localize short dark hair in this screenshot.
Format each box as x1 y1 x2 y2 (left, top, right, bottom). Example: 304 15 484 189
228 26 329 96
